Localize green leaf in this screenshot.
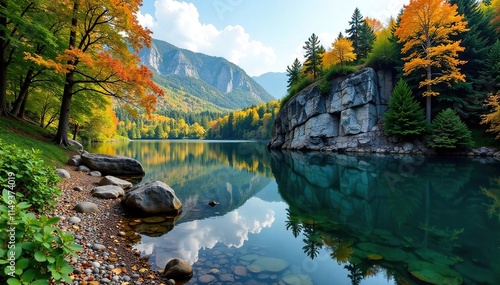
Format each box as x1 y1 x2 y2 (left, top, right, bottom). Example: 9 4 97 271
6 278 22 285
21 268 36 283
16 258 30 270
34 251 46 262
30 280 49 285
46 256 55 263
45 216 60 225
64 244 83 252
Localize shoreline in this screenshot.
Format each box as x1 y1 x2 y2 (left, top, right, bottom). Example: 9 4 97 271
53 166 165 285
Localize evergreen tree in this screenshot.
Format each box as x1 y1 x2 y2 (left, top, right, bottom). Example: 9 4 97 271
427 109 472 149
286 58 303 89
345 8 364 61
303 33 324 79
384 79 427 138
479 39 500 92
439 0 497 123
358 21 375 60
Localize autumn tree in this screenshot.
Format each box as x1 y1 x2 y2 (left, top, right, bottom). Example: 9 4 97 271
481 94 500 139
345 8 364 61
323 36 356 71
365 17 384 35
394 0 469 123
303 33 324 79
26 0 163 145
286 58 303 89
366 18 400 69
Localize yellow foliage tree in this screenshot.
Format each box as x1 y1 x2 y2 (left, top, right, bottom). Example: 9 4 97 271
394 0 469 123
323 37 356 70
481 94 500 139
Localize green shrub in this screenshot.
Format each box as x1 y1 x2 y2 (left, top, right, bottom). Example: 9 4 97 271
427 109 473 149
324 64 357 81
384 79 427 138
0 190 82 284
0 141 61 213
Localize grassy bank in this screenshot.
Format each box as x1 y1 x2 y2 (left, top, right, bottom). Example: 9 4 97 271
0 117 72 166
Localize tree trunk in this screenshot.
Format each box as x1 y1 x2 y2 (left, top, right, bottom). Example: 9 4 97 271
0 0 9 116
72 123 78 140
54 79 73 146
12 67 34 116
54 0 78 146
426 64 432 124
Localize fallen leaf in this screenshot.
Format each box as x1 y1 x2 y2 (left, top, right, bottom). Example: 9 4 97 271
112 268 122 274
139 268 148 273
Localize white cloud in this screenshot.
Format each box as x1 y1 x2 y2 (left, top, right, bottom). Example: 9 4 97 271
137 0 276 76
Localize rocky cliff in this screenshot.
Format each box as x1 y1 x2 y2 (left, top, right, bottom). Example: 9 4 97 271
269 68 396 151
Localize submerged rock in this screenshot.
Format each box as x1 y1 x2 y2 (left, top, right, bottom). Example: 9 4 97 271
81 152 145 176
122 181 182 215
162 258 193 280
246 256 288 273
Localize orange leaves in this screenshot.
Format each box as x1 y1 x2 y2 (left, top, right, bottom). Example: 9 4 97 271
481 94 500 139
395 0 468 92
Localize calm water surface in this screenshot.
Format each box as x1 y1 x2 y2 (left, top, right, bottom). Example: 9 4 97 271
87 140 500 285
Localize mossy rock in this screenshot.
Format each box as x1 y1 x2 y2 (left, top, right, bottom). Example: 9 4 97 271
408 261 463 285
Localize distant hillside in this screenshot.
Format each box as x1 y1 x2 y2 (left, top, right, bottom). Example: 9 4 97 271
139 39 274 112
253 72 288 99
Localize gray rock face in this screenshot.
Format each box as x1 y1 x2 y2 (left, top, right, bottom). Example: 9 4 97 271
162 258 193 280
92 185 125 199
81 153 145 176
99 175 133 189
269 68 392 151
122 181 182 215
74 202 99 213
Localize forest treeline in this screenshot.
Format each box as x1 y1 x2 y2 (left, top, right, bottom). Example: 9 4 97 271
285 0 500 145
1 0 500 143
115 101 280 140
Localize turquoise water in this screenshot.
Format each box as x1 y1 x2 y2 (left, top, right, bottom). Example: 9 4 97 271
87 140 500 284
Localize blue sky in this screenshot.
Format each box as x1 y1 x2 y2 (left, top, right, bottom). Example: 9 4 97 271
138 0 409 76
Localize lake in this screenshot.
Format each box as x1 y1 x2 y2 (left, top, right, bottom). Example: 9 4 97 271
87 140 500 285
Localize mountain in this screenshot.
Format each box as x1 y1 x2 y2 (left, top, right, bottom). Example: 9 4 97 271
139 39 274 112
252 72 288 99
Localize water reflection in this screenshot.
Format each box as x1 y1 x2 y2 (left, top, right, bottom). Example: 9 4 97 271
86 141 500 284
272 150 500 284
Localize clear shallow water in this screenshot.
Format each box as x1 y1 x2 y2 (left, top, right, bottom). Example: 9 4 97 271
87 140 500 284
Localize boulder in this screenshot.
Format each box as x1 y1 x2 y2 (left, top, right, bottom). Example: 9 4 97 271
68 139 84 153
56 168 70 179
76 165 91 172
91 185 125 199
99 175 133 189
89 171 102 177
67 155 82 166
74 202 98 213
122 181 182 215
163 258 193 280
81 153 145 176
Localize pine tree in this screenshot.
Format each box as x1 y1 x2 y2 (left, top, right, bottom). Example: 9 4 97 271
427 109 472 149
358 21 375 60
286 58 303 89
345 8 364 61
303 33 324 79
384 79 427 138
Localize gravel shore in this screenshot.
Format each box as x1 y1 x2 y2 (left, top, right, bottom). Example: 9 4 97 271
53 166 165 285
